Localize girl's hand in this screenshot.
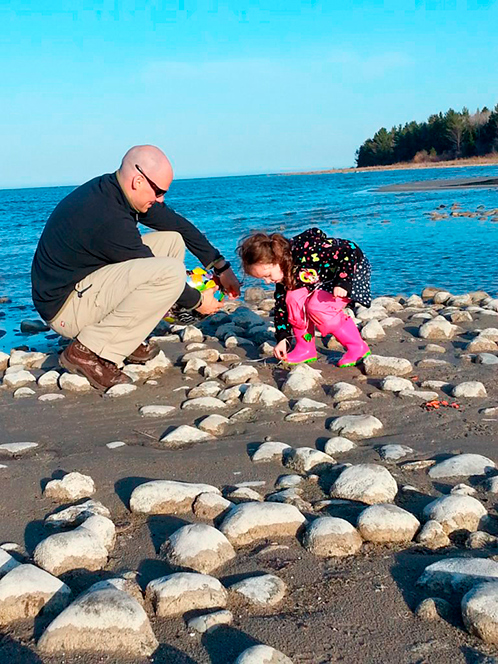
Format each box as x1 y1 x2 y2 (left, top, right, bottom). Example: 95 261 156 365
273 339 288 361
333 286 348 298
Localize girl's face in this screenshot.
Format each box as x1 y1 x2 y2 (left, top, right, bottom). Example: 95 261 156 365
248 262 284 284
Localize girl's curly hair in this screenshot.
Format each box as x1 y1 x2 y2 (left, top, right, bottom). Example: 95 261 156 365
238 232 295 290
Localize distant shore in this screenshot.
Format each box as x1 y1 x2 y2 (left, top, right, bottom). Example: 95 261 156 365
283 154 498 176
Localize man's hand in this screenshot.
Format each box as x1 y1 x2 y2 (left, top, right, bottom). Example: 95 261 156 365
273 339 288 361
333 286 348 298
217 267 241 299
196 287 223 316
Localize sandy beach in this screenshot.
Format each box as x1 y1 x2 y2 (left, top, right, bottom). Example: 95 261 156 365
0 281 497 664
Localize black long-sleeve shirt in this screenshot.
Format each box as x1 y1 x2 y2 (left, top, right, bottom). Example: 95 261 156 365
31 172 221 321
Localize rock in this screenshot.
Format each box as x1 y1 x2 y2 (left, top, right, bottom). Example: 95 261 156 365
466 531 498 549
292 397 327 412
328 414 383 439
425 343 446 353
0 564 71 623
139 405 176 418
2 370 36 389
330 464 397 505
380 376 414 392
226 487 263 503
285 412 326 423
419 318 458 340
275 475 303 490
250 442 292 463
242 383 288 406
44 472 96 502
423 495 487 534
39 393 66 402
159 425 213 448
235 645 293 664
219 502 306 546
452 381 487 398
105 383 137 398
0 550 21 577
415 597 453 621
59 373 92 392
182 349 220 363
160 523 235 574
198 414 231 436
130 480 220 515
230 407 258 423
219 384 249 403
221 365 259 385
266 489 310 512
188 381 221 398
361 319 386 340
462 582 498 644
428 454 495 479
356 305 388 321
181 396 228 411
187 609 233 633
357 504 420 543
399 389 440 400
146 572 227 616
330 382 363 402
229 574 286 606
193 493 233 520
13 387 36 398
282 364 322 396
38 588 158 656
416 358 449 369
181 325 204 343
451 483 477 496
184 358 207 374
482 476 498 493
416 521 451 549
45 500 111 529
477 353 498 365
106 441 126 449
9 350 47 367
141 350 173 374
378 444 414 461
418 558 498 598
324 436 356 455
363 354 412 376
400 459 436 471
0 352 9 371
283 447 335 474
244 287 267 303
0 442 38 457
467 334 498 353
303 517 362 556
33 525 110 576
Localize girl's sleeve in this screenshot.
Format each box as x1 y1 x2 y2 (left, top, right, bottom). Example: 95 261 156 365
273 283 292 342
326 239 364 294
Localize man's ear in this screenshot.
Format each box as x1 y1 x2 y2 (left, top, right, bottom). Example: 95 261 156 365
131 175 141 191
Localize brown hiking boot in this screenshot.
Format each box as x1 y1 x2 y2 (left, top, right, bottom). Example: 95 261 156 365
59 340 132 391
126 341 160 364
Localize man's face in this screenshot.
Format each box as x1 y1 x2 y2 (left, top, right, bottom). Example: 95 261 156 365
133 166 172 213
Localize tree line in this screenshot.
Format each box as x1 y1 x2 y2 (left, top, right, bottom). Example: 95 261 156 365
355 104 498 167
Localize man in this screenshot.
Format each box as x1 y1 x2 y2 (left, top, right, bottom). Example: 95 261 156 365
31 145 240 390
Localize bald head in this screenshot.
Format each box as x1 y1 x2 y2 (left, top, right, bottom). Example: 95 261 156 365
117 145 174 213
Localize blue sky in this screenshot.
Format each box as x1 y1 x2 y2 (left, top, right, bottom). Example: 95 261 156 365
1 0 497 188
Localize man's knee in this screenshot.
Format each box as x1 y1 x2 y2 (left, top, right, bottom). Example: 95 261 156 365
143 231 185 260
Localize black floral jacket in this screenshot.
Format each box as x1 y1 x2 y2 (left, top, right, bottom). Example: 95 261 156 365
274 227 371 342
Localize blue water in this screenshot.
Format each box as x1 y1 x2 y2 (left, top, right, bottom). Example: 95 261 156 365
0 166 497 353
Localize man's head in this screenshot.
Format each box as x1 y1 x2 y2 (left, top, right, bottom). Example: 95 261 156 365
118 145 174 213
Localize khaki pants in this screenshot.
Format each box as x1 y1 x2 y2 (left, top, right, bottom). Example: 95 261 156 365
49 231 186 366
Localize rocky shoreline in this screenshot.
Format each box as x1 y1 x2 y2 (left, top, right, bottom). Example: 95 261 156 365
0 286 497 663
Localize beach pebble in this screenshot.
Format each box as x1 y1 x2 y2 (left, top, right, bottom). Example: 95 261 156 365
416 520 451 549
104 383 137 397
38 588 158 656
425 343 446 353
292 397 327 412
283 447 335 474
400 458 436 471
416 358 449 368
452 381 487 398
219 502 306 546
429 454 495 479
33 527 109 576
418 558 498 598
357 504 420 543
266 489 310 512
363 354 412 376
139 404 176 418
477 353 498 365
361 319 386 340
418 318 458 340
159 425 213 448
379 376 414 392
192 493 233 520
378 444 414 461
275 475 303 490
226 487 263 503
221 365 258 385
421 379 449 390
59 373 92 392
0 442 38 456
2 370 36 389
334 399 366 411
324 437 356 455
250 442 292 463
185 342 207 351
234 645 293 664
160 523 235 574
330 382 363 402
282 363 322 395
45 500 111 529
399 389 440 400
379 317 404 329
181 396 228 411
13 387 35 398
0 564 71 624
229 574 286 606
181 326 204 343
0 549 21 577
182 349 220 364
9 350 47 368
328 414 383 439
415 597 453 621
184 358 207 374
242 383 288 406
462 582 498 644
356 305 388 321
44 472 96 502
451 483 477 496
0 352 9 371
146 572 227 616
330 464 397 505
129 480 220 515
187 609 233 633
466 334 498 352
423 495 487 534
285 412 326 423
466 531 498 549
219 384 249 403
198 414 231 436
188 381 221 398
230 407 258 423
259 341 275 356
302 517 362 557
39 393 65 402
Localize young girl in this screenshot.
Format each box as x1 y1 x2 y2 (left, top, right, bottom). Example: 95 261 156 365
238 227 372 366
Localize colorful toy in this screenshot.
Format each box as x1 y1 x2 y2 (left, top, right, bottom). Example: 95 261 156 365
163 267 224 323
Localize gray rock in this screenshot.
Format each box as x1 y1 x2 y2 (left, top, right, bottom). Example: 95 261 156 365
418 558 498 598
243 383 288 406
363 354 412 377
229 574 286 606
129 480 220 515
330 382 363 402
324 437 356 455
452 381 487 398
187 609 233 633
282 364 322 396
250 442 292 463
219 502 306 547
139 405 176 418
416 520 451 549
328 414 383 439
429 454 495 479
44 472 96 502
378 444 414 461
234 645 293 664
462 582 498 643
192 492 233 520
423 495 487 534
159 425 214 448
283 447 335 474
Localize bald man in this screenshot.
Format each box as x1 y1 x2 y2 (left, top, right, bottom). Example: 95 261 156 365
31 145 241 390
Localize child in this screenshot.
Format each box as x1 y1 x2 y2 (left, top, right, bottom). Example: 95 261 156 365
238 227 372 366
